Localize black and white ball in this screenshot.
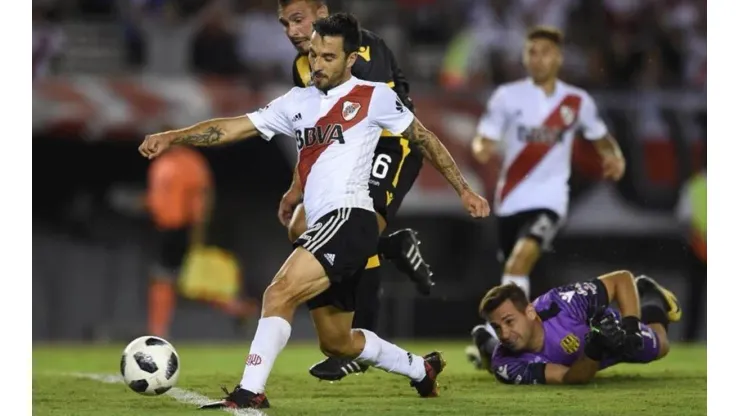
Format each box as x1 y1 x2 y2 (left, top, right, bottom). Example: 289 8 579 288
120 336 180 396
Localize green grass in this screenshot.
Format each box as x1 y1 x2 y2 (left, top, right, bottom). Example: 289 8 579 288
33 342 706 415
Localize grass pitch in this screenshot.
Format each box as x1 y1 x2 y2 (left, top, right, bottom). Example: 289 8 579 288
33 341 706 416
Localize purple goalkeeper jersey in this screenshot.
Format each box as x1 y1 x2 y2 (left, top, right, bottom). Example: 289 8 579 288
490 279 661 385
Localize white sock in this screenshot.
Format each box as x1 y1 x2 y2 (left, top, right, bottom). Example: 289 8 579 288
502 274 530 299
356 329 426 382
239 316 292 393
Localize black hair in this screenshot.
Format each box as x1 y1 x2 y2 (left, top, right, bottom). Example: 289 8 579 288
478 283 529 319
312 12 362 56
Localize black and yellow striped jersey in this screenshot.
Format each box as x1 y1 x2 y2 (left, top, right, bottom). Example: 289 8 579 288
291 28 421 159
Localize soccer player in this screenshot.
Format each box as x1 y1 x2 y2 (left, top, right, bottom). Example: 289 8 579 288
139 13 490 409
276 0 435 381
470 26 626 298
467 273 681 385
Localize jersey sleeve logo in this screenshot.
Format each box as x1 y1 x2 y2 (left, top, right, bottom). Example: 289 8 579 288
342 101 362 121
395 96 404 113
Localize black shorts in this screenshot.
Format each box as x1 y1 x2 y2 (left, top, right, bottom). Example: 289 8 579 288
497 209 561 260
151 226 190 280
294 208 379 311
369 136 424 223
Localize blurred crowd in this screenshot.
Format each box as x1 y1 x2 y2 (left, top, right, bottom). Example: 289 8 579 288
33 0 706 91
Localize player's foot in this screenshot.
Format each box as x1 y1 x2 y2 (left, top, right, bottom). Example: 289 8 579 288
308 357 369 381
379 229 435 295
198 385 270 410
466 324 496 372
410 351 446 398
635 275 682 322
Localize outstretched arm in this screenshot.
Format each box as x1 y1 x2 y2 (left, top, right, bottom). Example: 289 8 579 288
139 116 259 159
170 116 258 146
401 117 471 195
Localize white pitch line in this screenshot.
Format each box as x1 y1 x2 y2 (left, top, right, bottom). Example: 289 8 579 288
69 373 266 416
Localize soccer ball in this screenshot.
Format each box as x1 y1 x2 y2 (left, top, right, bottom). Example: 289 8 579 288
120 335 180 396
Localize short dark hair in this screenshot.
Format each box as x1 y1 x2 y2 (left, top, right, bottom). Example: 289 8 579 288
478 283 529 319
277 0 325 8
312 12 362 56
527 26 564 45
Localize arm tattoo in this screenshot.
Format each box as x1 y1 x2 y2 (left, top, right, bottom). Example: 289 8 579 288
172 126 224 146
403 118 471 194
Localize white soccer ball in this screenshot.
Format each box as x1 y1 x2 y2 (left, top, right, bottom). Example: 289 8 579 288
120 335 180 396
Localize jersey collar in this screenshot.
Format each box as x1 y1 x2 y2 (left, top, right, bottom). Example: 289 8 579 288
526 77 563 97
317 76 359 98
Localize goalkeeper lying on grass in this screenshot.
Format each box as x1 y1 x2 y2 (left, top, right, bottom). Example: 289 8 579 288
466 271 681 384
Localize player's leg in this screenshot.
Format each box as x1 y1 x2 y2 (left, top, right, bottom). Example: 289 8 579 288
310 301 447 397
498 210 561 299
371 140 434 294
199 244 332 409
614 274 681 366
148 226 189 337
308 263 381 381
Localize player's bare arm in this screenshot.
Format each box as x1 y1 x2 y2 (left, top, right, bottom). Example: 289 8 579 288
278 166 304 227
139 116 258 159
471 135 500 164
402 118 490 217
545 308 627 385
592 134 626 181
544 359 600 385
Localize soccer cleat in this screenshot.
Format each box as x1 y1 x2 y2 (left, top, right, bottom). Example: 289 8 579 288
410 351 446 398
379 229 435 296
635 275 682 322
198 385 270 410
467 324 496 372
308 357 368 381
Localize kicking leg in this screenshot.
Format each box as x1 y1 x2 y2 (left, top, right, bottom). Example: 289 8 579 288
200 247 330 410
311 305 447 397
308 265 382 381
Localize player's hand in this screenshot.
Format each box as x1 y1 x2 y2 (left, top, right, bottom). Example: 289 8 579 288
620 316 644 358
139 132 176 159
278 189 302 227
584 309 626 360
602 155 625 181
461 189 490 218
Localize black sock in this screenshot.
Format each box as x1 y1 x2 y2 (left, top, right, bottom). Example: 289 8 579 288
352 265 382 332
641 302 669 329
377 235 398 260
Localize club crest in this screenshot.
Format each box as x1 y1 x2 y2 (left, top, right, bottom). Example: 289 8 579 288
342 101 361 121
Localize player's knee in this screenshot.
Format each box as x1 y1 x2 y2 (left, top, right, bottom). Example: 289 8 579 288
655 325 671 359
504 238 540 275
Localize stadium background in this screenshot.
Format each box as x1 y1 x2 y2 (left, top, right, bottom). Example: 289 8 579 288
32 0 706 344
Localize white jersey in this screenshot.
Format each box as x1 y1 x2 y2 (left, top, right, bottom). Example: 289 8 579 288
247 76 415 226
476 78 608 217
